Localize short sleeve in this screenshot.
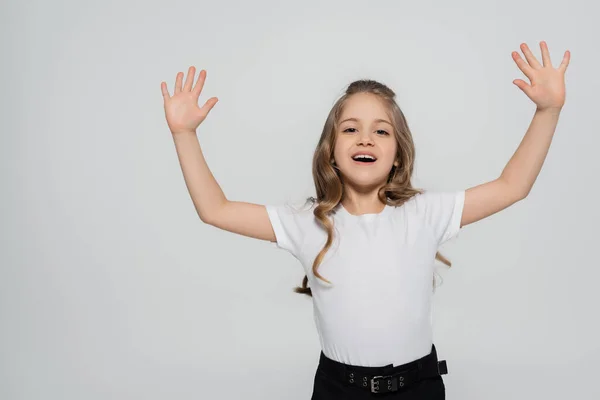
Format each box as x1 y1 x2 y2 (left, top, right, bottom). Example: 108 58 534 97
417 190 466 246
265 202 310 258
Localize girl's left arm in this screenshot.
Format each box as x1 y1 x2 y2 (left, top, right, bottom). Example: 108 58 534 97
461 41 571 228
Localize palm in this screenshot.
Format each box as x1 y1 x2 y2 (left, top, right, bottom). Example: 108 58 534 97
161 67 218 134
512 42 570 111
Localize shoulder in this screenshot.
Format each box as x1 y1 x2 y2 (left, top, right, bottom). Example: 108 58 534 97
265 198 320 256
411 189 461 207
265 198 319 230
390 190 428 212
268 197 317 216
394 189 464 219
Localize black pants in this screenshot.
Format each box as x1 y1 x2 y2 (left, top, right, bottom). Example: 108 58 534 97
311 345 446 399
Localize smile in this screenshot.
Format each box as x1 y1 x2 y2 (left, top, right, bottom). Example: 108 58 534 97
352 158 377 166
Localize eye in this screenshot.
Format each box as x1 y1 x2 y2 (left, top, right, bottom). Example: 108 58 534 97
343 128 389 135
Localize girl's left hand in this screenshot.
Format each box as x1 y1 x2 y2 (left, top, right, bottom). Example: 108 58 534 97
512 41 570 112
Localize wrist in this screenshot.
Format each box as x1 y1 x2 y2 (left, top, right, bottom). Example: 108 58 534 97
171 130 198 141
536 106 562 116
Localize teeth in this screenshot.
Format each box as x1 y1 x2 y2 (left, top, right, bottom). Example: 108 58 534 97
353 155 375 160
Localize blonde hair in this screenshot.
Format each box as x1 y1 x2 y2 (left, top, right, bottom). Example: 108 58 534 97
294 79 452 297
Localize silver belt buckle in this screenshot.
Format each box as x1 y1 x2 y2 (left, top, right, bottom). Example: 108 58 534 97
371 374 406 393
370 375 384 393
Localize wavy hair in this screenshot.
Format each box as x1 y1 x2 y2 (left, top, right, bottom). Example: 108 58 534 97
294 79 452 297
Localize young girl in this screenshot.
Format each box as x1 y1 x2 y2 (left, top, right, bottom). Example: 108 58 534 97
160 41 570 399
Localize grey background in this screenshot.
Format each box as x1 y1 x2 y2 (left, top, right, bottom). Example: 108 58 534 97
2 0 599 399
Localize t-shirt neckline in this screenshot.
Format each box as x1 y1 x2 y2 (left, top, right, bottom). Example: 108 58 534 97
337 203 391 220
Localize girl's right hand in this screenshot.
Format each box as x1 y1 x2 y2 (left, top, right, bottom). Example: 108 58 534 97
161 67 218 135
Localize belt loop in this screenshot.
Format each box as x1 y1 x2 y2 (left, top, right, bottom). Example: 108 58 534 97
382 363 394 374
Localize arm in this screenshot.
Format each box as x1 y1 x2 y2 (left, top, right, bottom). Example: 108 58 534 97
461 41 570 228
172 132 276 242
163 67 276 242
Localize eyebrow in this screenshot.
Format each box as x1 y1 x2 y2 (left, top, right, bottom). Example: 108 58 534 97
339 117 392 127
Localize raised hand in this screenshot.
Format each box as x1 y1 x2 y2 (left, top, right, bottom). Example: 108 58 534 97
161 67 218 135
512 42 570 112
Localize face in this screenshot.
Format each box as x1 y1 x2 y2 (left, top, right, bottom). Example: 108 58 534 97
332 92 398 191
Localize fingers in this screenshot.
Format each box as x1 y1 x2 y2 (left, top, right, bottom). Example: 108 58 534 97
513 78 532 98
512 51 534 81
200 97 219 115
514 41 570 75
168 67 207 98
558 50 571 74
174 71 183 94
160 81 170 100
193 69 207 96
519 43 542 69
183 66 196 92
540 41 552 67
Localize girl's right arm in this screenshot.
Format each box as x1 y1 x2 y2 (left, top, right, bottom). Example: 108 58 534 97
162 67 276 243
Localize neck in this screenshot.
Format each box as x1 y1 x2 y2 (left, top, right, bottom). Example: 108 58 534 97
341 195 386 215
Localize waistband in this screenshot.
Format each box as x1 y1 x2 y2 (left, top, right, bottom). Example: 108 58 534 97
317 344 448 394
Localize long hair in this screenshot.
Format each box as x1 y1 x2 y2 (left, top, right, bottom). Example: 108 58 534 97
294 79 452 297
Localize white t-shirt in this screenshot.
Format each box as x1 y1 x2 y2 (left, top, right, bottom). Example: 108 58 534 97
265 190 465 367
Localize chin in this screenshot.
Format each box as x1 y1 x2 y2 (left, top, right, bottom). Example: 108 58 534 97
342 174 388 187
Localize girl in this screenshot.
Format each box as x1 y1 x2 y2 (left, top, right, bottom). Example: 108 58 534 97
160 41 570 399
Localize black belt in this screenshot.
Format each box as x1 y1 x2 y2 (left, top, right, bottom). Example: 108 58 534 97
317 344 448 394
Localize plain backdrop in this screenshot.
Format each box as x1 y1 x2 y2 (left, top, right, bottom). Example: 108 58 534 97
2 0 599 399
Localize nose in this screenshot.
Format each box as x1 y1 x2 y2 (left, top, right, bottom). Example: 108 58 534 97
357 131 375 146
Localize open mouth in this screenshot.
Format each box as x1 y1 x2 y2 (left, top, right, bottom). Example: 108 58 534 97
352 155 377 164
